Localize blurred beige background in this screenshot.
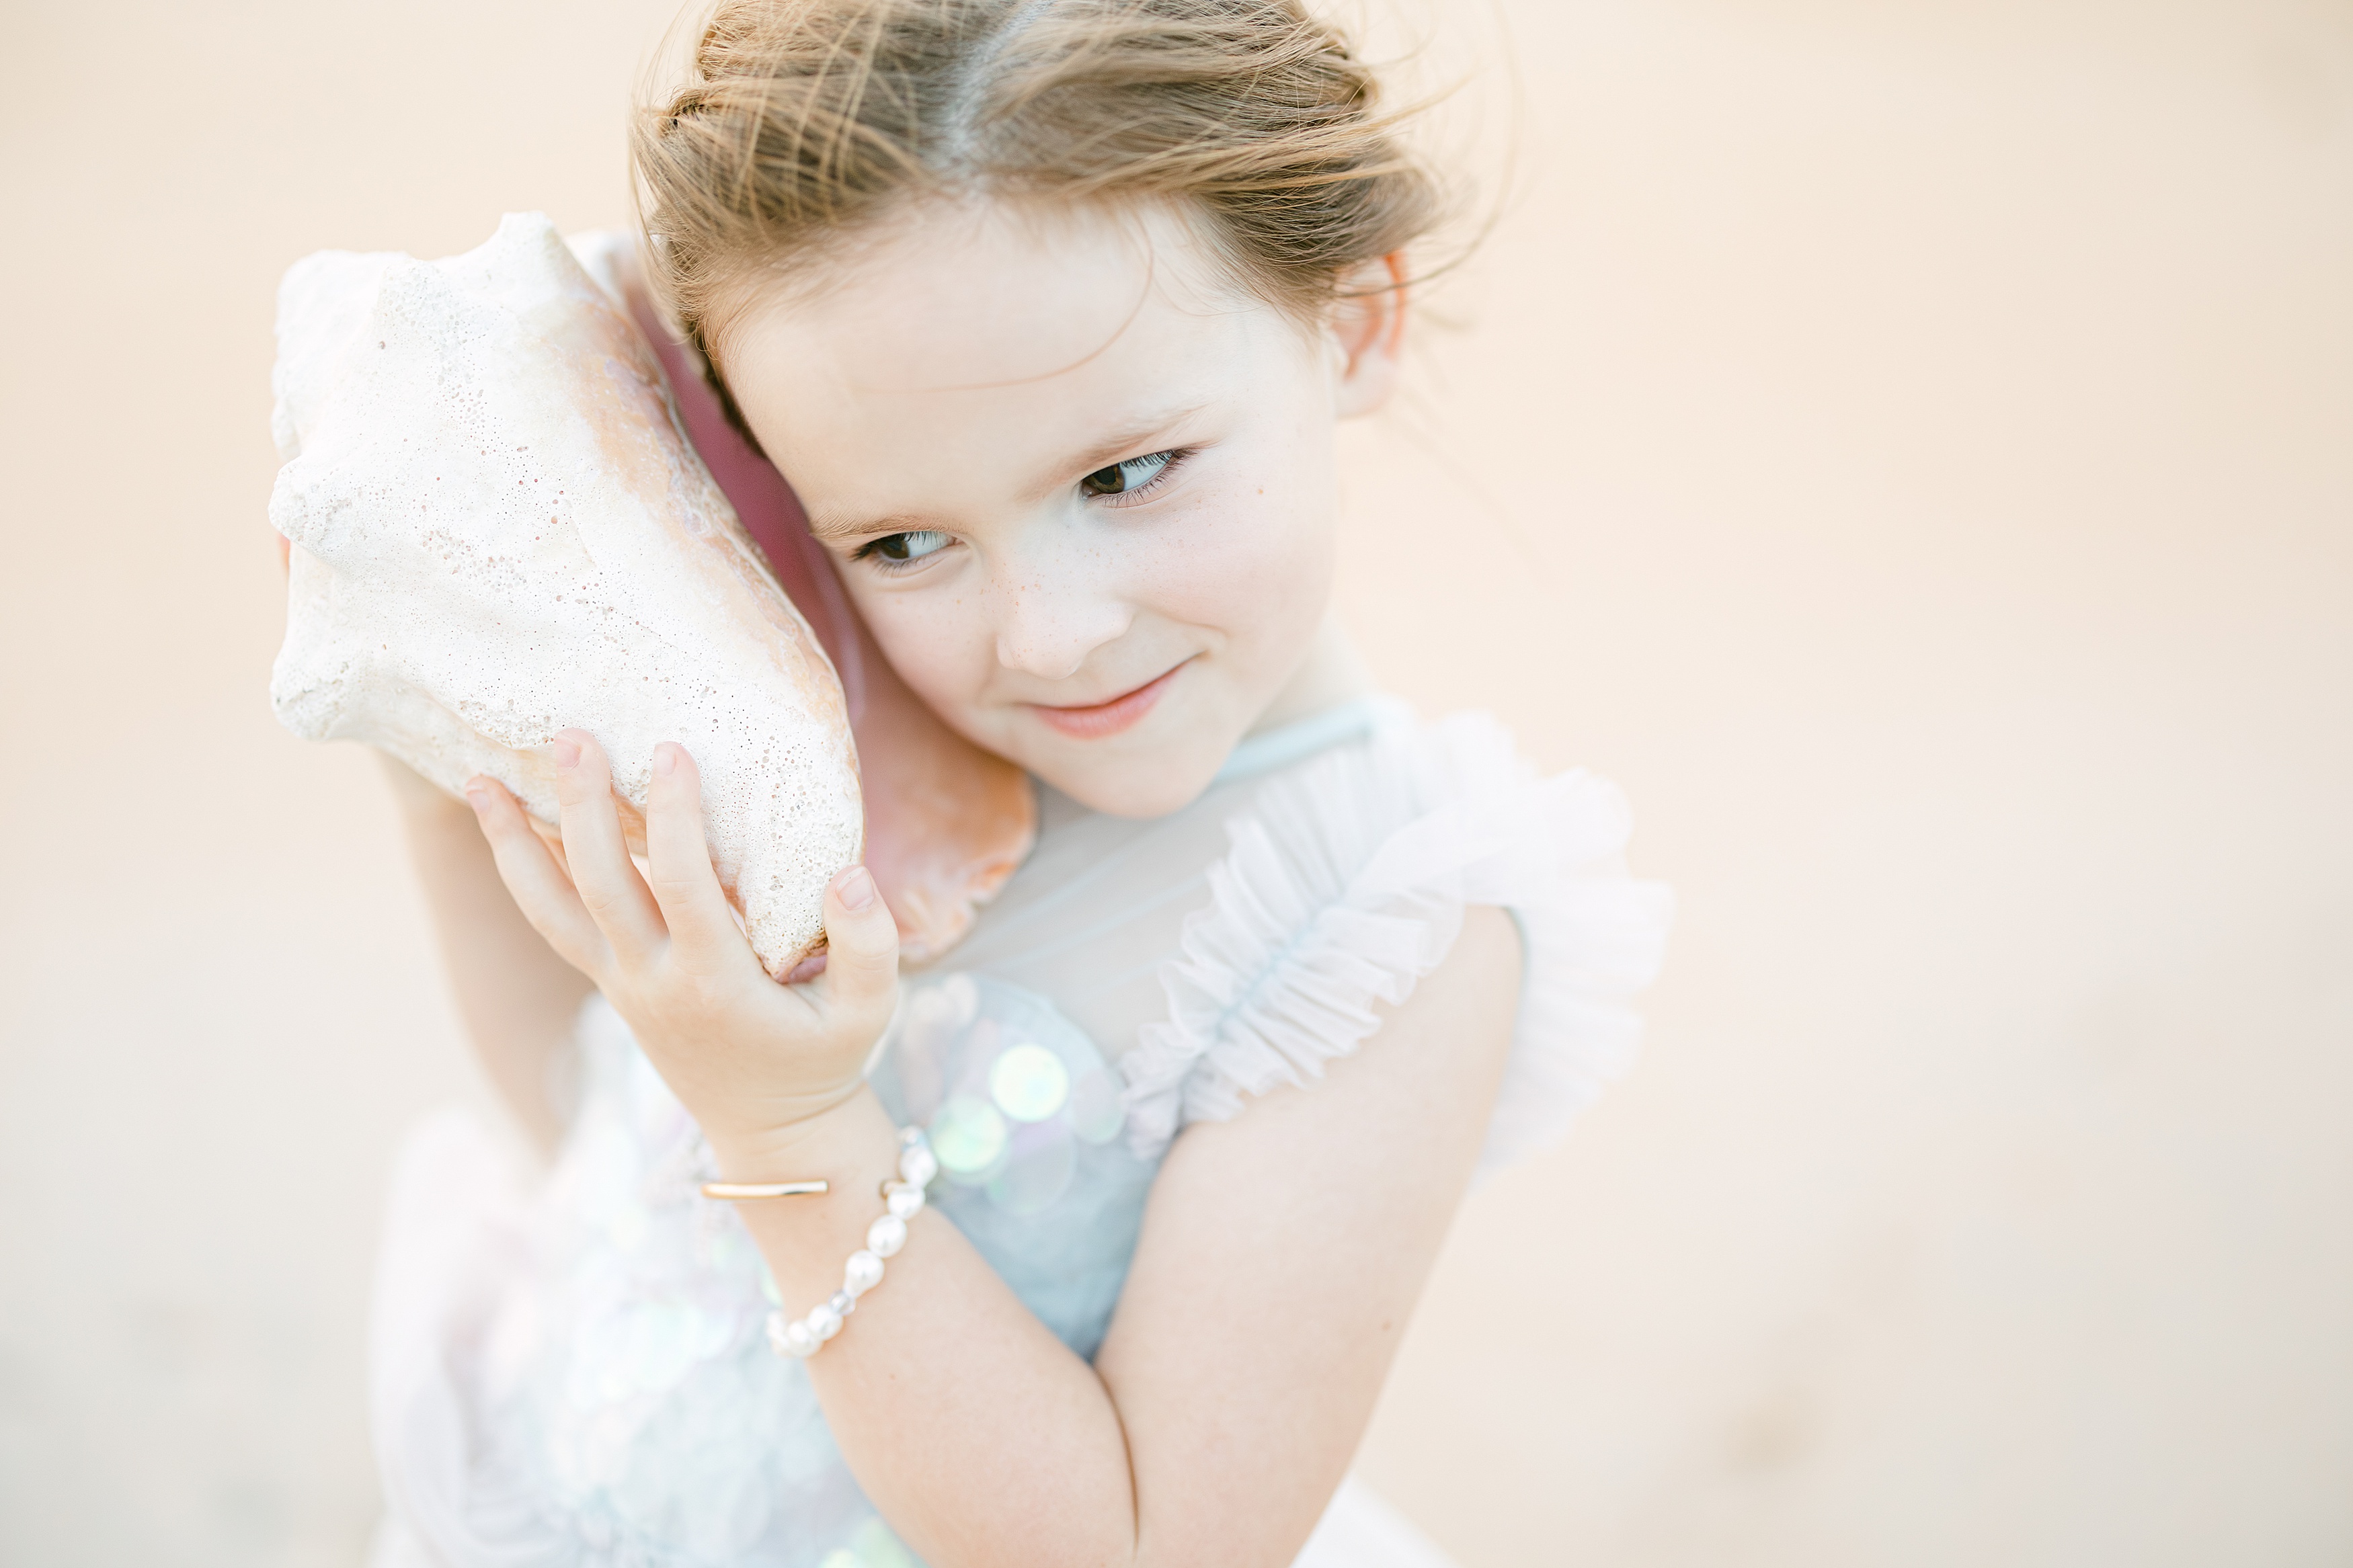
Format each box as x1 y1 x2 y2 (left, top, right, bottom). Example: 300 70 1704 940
3 0 2348 1563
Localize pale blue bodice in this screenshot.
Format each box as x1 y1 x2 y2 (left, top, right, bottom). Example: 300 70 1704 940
869 974 1159 1360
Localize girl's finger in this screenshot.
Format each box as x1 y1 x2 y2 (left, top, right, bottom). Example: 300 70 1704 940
641 743 752 970
811 864 900 1035
549 729 664 960
465 776 610 977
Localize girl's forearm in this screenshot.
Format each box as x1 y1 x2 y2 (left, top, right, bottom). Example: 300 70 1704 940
714 1090 1141 1568
384 758 593 1151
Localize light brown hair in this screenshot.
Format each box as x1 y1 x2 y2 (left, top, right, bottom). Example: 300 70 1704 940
632 0 1450 366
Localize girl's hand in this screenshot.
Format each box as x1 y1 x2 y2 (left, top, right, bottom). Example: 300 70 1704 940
463 728 900 1161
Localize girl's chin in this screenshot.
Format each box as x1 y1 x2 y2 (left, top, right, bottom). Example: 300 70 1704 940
1019 737 1233 820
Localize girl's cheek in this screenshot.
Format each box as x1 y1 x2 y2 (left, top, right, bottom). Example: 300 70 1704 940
1128 460 1335 623
842 569 1001 712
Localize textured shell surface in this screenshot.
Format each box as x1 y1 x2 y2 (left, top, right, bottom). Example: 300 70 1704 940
268 211 862 974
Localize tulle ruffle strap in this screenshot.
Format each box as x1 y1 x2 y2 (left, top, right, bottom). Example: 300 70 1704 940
1119 714 1672 1170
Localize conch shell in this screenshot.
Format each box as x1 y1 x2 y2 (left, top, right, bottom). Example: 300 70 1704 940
268 213 862 975
563 233 1037 964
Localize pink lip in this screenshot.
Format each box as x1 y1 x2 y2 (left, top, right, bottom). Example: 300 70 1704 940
1029 661 1188 740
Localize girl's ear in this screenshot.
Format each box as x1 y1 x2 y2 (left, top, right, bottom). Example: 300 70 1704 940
1328 252 1410 419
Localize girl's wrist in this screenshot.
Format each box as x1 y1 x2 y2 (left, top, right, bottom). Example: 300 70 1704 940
706 1083 898 1186
710 1088 916 1298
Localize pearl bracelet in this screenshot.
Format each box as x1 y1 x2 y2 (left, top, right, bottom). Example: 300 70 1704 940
763 1126 939 1360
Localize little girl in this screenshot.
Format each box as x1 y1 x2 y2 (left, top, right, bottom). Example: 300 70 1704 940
362 2 1669 1563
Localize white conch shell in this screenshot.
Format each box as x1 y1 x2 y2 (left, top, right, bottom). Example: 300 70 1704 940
268 212 862 975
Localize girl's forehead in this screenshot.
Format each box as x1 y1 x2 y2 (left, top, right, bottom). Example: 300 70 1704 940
724 196 1279 405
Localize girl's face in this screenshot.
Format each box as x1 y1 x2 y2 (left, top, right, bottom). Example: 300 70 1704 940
719 198 1401 817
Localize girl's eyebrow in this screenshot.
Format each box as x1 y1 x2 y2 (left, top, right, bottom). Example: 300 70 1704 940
803 402 1212 544
806 507 924 544
1053 403 1210 488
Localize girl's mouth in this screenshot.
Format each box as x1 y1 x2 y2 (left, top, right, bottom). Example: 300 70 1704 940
1029 660 1189 740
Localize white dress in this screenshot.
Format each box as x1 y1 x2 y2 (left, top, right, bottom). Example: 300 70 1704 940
366 697 1672 1567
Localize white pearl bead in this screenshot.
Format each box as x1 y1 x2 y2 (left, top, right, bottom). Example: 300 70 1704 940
867 1213 908 1258
898 1144 939 1188
768 1313 818 1359
808 1304 843 1341
887 1185 926 1222
844 1249 885 1296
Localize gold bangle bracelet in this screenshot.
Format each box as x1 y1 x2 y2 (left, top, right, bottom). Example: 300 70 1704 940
701 1180 830 1200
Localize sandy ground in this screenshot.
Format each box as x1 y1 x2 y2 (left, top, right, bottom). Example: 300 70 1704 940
1 0 2348 1563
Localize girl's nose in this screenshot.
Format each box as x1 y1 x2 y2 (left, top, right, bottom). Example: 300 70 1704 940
989 568 1132 683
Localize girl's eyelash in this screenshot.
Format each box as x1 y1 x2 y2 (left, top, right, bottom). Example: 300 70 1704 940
1083 446 1194 505
853 528 955 573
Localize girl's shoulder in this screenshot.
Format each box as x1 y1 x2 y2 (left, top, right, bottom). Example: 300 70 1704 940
1121 702 1675 1173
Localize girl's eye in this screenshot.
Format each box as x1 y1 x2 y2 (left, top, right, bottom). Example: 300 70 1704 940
1078 450 1177 498
860 529 953 567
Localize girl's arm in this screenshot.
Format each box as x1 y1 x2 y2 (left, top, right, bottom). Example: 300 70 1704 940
467 733 1519 1567
381 756 592 1152
799 909 1519 1568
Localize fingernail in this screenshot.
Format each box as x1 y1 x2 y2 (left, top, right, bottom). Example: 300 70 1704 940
553 737 580 769
462 780 490 812
653 743 677 777
835 865 877 912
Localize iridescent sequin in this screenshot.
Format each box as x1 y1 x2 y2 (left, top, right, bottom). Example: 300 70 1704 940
930 1094 1009 1181
988 1119 1076 1214
988 1043 1070 1122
